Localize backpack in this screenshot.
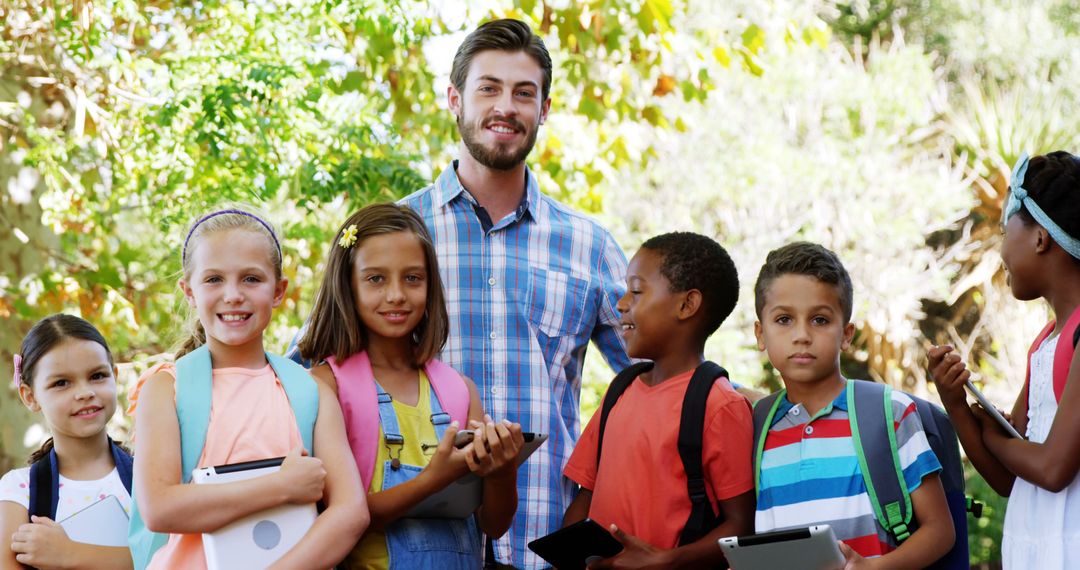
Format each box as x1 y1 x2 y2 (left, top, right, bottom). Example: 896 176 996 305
596 360 731 549
1023 305 1080 404
326 350 469 491
127 345 319 570
28 438 133 520
752 379 972 569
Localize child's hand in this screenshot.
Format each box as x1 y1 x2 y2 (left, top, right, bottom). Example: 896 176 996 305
11 516 74 570
971 403 1013 440
586 524 671 569
927 345 970 409
839 540 878 570
465 415 525 478
423 421 471 487
277 445 326 504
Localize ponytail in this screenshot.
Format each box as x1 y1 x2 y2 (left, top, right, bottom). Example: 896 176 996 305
27 437 54 465
175 317 207 359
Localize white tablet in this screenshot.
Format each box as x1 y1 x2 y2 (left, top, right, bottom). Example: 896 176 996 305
719 524 844 570
965 380 1025 439
58 494 129 547
192 457 316 570
405 432 548 519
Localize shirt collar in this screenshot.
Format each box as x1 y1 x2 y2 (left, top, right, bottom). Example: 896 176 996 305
434 160 541 224
774 384 850 424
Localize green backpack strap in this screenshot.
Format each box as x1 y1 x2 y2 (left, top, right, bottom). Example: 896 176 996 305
267 353 319 453
751 390 785 500
848 379 913 543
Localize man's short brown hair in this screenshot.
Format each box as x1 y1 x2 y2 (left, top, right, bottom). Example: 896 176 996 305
450 19 553 101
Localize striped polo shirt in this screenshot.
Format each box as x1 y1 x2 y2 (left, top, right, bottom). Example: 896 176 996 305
755 384 942 557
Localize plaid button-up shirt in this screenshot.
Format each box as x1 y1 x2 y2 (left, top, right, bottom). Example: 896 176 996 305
401 162 630 568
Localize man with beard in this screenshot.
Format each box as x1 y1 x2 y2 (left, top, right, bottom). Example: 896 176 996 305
398 19 632 570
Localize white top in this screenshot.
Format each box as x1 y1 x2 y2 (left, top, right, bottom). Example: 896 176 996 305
0 465 132 521
1003 335 1080 569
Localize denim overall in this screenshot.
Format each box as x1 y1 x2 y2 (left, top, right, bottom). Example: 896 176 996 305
375 381 481 569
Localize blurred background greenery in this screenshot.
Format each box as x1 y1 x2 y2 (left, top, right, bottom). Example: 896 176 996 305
4 1 1078 566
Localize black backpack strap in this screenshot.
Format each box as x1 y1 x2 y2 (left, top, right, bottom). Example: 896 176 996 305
27 447 60 520
1073 323 1080 348
676 361 727 547
596 361 654 468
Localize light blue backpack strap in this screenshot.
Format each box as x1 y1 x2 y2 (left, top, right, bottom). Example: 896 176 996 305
176 345 215 481
267 353 319 453
129 345 215 570
849 379 912 543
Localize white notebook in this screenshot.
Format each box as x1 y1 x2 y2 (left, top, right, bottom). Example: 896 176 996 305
191 458 316 570
58 494 130 547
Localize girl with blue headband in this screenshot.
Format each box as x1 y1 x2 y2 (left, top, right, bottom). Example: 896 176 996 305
127 206 369 569
929 151 1080 569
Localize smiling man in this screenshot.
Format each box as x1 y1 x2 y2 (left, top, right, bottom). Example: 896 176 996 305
399 19 632 569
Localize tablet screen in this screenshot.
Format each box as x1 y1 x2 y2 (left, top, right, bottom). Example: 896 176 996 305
528 518 622 570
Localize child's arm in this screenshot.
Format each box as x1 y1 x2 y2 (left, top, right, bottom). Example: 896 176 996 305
462 376 524 539
8 515 133 570
838 473 954 570
1 501 27 570
975 349 1080 492
268 379 368 570
562 487 592 527
134 372 327 533
928 345 1016 495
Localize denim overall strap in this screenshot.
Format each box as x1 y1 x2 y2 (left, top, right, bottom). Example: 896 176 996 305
375 379 482 570
374 381 405 469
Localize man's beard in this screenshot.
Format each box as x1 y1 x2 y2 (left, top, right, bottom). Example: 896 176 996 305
457 109 540 171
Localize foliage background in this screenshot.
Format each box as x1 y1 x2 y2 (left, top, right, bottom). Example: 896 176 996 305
3 0 1079 566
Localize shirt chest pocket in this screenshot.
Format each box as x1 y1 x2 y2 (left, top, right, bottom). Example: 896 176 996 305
525 268 591 338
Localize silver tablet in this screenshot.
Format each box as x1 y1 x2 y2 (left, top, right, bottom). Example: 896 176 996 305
58 494 129 547
719 524 844 570
965 380 1025 439
192 457 316 570
406 432 547 518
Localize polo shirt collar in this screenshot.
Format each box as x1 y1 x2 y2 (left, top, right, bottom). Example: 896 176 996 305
773 384 849 425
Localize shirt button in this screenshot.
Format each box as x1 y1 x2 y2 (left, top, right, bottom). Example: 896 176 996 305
804 426 814 435
489 331 497 340
491 387 499 395
792 407 800 416
488 277 496 286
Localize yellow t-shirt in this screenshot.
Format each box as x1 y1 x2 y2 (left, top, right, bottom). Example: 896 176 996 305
344 371 438 570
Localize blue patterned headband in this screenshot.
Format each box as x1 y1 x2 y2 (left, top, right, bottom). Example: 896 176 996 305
182 209 282 262
1003 153 1080 260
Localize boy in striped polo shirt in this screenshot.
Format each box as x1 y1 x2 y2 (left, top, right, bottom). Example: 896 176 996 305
752 242 955 568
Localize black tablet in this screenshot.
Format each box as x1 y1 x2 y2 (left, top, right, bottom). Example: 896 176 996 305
528 518 623 570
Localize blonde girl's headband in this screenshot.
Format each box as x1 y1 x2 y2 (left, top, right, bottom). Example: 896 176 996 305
182 209 282 262
1003 153 1080 260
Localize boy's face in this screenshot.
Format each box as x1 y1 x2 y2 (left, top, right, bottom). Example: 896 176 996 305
615 248 684 360
754 274 855 387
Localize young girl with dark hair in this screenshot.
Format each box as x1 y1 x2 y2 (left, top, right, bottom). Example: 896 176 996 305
1 314 133 570
298 203 523 569
930 151 1080 568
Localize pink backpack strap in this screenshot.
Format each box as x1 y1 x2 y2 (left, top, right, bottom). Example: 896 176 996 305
327 351 380 490
328 353 470 491
1053 306 1080 402
424 359 470 426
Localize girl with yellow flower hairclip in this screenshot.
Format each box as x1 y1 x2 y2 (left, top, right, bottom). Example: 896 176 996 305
297 203 524 569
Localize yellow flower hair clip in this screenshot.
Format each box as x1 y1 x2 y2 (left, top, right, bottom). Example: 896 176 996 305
338 224 358 249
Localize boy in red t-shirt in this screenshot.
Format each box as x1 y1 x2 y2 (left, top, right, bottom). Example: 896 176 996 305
563 232 754 568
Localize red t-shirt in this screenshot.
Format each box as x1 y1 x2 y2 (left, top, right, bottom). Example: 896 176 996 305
564 370 754 548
